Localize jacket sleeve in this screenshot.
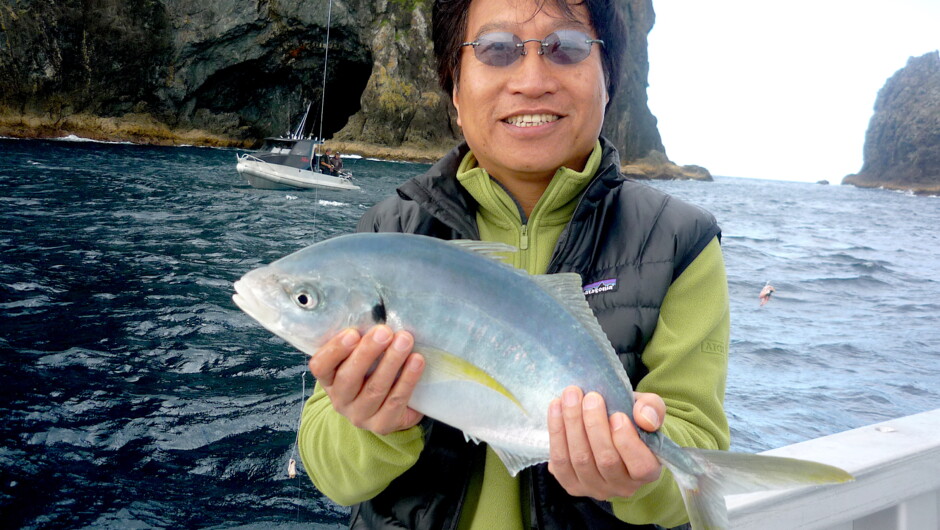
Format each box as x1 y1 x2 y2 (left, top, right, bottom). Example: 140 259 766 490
297 382 426 506
610 236 731 527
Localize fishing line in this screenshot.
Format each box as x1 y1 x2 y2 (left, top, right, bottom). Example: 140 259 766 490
288 367 307 480
313 185 321 242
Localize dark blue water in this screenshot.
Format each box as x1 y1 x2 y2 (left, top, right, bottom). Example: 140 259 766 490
2 137 938 528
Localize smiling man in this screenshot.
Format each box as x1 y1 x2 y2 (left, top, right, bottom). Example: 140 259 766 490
298 1 731 529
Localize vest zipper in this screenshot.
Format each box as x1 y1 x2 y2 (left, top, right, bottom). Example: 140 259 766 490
519 224 529 250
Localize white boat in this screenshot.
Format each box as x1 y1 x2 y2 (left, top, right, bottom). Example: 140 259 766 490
236 137 359 191
236 0 358 192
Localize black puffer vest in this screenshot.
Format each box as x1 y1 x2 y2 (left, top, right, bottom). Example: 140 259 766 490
351 139 718 530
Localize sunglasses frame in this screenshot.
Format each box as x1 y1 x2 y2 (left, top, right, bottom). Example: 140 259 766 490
461 30 605 67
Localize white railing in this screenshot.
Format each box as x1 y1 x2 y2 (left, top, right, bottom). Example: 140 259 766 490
728 408 940 529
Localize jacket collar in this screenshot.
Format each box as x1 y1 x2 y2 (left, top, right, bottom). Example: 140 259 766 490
396 138 626 239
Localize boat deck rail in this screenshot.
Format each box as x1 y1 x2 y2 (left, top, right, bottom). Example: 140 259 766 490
728 407 940 529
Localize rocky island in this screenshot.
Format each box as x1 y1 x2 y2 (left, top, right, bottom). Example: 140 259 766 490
842 51 940 195
0 0 707 180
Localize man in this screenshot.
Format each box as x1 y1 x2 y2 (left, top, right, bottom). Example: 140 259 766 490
320 148 337 175
332 151 344 174
299 0 730 528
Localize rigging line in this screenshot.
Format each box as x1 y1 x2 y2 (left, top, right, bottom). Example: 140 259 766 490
317 0 333 142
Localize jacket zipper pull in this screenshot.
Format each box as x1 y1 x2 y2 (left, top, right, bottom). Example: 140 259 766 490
519 224 529 251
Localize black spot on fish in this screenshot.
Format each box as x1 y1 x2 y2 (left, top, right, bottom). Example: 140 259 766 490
372 297 387 324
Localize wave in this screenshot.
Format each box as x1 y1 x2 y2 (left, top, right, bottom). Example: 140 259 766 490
52 134 135 145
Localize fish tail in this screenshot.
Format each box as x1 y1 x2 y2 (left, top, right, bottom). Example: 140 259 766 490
648 433 853 529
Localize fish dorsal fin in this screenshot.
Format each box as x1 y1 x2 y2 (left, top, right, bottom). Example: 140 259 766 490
448 240 518 262
532 273 617 357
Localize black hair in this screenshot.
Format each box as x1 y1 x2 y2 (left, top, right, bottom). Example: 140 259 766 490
432 0 627 100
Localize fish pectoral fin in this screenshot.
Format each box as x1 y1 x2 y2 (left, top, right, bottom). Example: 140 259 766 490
415 344 525 414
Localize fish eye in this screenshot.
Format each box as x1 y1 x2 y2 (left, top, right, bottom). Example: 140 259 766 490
293 288 320 310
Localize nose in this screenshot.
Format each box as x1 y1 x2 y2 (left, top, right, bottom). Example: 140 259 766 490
506 42 560 97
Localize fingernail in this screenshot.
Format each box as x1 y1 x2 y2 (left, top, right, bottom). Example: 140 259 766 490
407 355 423 372
550 399 562 417
563 387 580 407
583 392 601 410
641 406 660 427
341 329 358 347
392 334 411 352
373 326 391 343
611 413 625 431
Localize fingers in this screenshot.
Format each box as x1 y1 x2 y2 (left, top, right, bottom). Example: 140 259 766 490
610 393 665 486
582 392 631 487
308 328 361 386
609 411 662 485
330 326 400 411
549 387 609 498
369 352 426 434
547 396 574 489
310 325 426 435
548 386 664 500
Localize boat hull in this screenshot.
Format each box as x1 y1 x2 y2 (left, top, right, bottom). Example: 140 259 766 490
236 156 359 191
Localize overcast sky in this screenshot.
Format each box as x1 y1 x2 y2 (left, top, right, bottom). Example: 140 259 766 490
646 0 939 182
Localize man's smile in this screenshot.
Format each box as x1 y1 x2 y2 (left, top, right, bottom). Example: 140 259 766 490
503 113 561 127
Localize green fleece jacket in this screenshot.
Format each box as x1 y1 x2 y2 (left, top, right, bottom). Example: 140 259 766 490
298 142 731 528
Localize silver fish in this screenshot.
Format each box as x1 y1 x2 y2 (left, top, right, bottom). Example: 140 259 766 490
233 232 852 529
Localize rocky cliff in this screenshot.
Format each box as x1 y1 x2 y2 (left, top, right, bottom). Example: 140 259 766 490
843 51 940 195
0 0 668 164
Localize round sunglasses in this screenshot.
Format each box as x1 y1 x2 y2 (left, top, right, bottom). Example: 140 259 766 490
461 29 605 67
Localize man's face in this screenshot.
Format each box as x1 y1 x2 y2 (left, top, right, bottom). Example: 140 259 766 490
453 0 608 185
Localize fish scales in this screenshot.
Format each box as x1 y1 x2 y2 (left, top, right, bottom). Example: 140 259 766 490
281 232 632 424
233 232 853 529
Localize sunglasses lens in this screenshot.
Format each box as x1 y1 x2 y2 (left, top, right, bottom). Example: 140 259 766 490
474 32 523 66
543 30 592 65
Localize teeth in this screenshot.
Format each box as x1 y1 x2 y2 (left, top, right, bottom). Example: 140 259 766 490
505 114 560 127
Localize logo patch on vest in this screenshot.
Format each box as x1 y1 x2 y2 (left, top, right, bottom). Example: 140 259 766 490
583 278 617 296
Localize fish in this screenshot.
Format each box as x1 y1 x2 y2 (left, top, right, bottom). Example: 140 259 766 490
233 232 852 529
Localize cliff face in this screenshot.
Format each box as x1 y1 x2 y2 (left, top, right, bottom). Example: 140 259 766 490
0 0 663 161
843 51 940 195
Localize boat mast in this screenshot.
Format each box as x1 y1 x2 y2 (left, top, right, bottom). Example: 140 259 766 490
317 0 333 142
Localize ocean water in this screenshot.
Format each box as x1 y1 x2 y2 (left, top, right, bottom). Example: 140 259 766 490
1 137 938 528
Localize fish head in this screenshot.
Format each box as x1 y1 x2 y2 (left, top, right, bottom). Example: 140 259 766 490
233 260 380 356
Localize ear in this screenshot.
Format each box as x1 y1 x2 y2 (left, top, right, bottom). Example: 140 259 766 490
452 85 462 128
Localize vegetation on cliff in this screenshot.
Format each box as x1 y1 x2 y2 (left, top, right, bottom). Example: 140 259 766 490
0 0 694 176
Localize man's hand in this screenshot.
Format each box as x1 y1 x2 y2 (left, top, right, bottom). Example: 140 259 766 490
547 386 666 500
308 325 425 435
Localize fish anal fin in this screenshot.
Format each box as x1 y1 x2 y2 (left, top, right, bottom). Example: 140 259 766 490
489 444 547 477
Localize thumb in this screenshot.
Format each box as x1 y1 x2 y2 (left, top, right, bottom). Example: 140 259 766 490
633 392 666 432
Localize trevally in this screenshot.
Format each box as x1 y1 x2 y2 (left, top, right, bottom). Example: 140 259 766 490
233 232 852 529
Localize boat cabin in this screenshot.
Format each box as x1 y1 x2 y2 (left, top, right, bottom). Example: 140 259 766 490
255 138 323 172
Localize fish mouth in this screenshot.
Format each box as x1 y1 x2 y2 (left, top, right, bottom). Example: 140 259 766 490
233 278 280 327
